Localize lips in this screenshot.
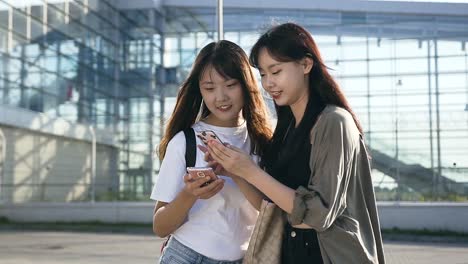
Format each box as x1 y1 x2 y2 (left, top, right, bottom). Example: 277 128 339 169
269 91 282 99
217 105 232 112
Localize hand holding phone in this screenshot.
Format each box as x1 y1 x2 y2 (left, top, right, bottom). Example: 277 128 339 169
183 167 224 199
186 167 219 187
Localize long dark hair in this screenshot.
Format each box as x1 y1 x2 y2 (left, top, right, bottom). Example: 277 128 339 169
250 22 363 171
158 40 272 160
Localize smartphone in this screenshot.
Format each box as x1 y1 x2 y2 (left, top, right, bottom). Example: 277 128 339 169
196 130 224 146
186 167 219 187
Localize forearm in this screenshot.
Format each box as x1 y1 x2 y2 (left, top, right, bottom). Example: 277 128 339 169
232 177 264 210
245 166 296 214
153 191 197 237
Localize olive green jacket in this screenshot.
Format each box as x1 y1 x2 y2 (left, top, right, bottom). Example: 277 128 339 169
288 105 385 264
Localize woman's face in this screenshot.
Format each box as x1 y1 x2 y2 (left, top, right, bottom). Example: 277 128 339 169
199 64 245 127
257 48 311 107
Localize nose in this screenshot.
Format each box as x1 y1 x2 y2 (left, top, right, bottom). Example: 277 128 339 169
262 75 274 90
215 87 228 102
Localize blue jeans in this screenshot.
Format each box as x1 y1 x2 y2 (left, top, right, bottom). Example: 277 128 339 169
159 237 243 264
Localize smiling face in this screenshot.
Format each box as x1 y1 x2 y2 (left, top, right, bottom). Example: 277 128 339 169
199 64 245 127
257 48 311 109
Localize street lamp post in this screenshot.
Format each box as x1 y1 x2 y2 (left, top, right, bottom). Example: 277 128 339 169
0 128 5 202
217 0 224 41
89 125 96 202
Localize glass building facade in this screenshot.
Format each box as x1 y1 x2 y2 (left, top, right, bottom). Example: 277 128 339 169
0 0 467 202
0 0 159 200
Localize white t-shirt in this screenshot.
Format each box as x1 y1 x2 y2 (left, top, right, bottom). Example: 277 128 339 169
150 121 258 261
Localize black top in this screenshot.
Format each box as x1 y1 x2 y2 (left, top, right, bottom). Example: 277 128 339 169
272 122 311 189
266 120 323 264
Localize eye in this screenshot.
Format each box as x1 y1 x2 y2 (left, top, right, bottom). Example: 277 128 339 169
227 81 238 87
272 70 281 75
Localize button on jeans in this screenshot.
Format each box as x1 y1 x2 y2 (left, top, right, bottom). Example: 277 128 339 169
159 237 243 264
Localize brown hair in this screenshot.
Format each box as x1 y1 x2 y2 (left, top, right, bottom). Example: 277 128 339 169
158 40 272 160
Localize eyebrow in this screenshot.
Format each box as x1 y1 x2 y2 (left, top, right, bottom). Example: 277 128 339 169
259 63 282 71
200 79 236 85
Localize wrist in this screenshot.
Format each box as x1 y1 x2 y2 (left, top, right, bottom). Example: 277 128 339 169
243 164 261 183
181 188 198 202
231 175 244 184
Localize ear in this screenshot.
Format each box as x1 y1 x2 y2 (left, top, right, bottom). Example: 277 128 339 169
302 57 313 75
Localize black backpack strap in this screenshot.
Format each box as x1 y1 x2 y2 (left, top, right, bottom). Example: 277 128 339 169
183 128 196 168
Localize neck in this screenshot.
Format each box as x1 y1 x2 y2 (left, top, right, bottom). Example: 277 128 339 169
203 114 245 127
290 91 309 127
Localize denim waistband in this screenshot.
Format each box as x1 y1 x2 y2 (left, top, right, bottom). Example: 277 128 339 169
162 237 243 264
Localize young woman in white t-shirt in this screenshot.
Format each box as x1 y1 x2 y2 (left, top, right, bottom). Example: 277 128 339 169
151 40 272 264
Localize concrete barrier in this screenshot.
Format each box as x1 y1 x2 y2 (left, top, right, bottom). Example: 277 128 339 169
0 202 154 224
1 201 467 232
378 202 468 233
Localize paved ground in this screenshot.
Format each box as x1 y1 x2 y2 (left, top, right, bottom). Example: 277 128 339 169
0 231 467 264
